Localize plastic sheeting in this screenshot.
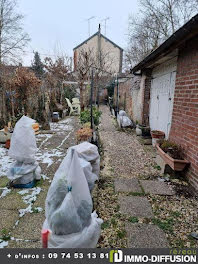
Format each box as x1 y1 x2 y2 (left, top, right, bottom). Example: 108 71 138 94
8 116 41 185
119 110 127 117
117 113 133 128
8 116 37 163
70 142 100 189
43 144 102 248
43 211 103 248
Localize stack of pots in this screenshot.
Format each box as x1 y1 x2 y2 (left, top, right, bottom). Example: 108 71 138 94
151 130 165 147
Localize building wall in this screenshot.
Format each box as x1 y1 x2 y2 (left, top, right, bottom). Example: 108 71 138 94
74 34 122 74
169 36 198 189
116 75 142 122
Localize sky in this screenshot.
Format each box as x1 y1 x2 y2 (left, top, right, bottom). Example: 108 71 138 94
18 0 139 66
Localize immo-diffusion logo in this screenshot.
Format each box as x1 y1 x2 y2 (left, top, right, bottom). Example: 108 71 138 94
109 250 123 263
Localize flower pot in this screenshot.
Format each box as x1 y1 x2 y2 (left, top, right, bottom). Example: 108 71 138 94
151 130 165 138
156 144 190 171
139 125 151 137
151 130 165 147
136 125 142 136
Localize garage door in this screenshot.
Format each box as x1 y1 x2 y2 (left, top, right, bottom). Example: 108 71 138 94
149 59 177 138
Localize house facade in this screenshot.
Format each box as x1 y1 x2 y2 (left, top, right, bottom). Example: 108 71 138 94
73 26 123 74
128 14 198 189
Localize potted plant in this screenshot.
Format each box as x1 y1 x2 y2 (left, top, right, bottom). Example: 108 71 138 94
138 124 151 137
156 140 190 171
76 126 93 144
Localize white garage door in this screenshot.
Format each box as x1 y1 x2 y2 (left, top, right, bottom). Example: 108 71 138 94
149 58 177 138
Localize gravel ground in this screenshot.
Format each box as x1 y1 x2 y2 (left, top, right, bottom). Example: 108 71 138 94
98 105 198 248
99 107 159 179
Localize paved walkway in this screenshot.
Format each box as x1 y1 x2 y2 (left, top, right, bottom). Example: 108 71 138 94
0 117 80 248
98 105 177 248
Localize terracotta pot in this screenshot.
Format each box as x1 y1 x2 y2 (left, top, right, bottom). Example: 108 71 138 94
156 144 190 171
151 130 165 139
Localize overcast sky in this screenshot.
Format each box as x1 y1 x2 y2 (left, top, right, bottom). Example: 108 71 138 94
19 0 139 65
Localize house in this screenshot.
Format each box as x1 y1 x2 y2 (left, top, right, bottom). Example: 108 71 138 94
129 14 198 189
73 25 123 74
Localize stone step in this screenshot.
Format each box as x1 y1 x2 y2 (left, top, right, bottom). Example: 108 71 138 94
119 196 154 218
125 223 169 248
140 180 175 196
115 178 142 193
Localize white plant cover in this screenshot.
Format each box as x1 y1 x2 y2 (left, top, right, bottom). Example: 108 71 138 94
8 116 37 163
120 116 132 128
8 116 41 185
44 147 103 248
79 158 98 191
70 142 100 182
7 161 41 184
119 110 127 117
43 211 103 248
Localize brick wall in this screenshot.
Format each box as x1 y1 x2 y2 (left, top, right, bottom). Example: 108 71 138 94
118 78 133 118
169 36 198 189
116 75 141 120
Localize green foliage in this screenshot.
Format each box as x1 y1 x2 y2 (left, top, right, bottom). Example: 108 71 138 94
107 81 115 97
152 218 174 233
128 216 139 223
117 229 127 239
32 207 40 213
101 221 110 230
0 229 11 241
153 165 161 170
160 140 183 159
128 192 144 196
63 85 76 101
80 107 102 126
31 51 45 78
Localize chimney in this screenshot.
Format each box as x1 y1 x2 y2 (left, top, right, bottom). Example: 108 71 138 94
98 24 101 34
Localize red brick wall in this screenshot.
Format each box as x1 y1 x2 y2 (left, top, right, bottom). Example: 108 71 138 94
169 36 198 189
118 79 133 118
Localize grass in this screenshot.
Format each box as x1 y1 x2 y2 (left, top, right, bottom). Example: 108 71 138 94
170 211 181 218
128 191 144 196
0 229 11 241
117 230 126 239
117 230 127 239
101 221 111 230
111 218 117 227
32 207 40 213
128 216 139 223
152 218 174 233
153 165 161 170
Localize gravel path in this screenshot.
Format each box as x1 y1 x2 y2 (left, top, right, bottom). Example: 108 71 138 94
99 105 159 179
98 105 198 248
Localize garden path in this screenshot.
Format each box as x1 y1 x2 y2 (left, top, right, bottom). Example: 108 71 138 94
97 105 198 248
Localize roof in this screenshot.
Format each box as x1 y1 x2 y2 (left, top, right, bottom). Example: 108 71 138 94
132 13 198 73
73 31 123 51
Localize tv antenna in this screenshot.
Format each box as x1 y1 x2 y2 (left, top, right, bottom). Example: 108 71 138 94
101 17 110 36
86 16 96 37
